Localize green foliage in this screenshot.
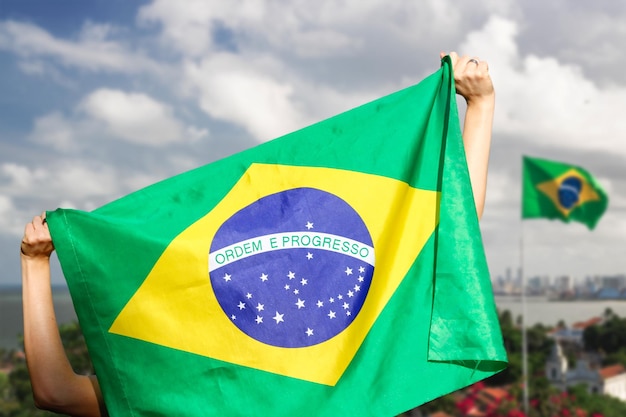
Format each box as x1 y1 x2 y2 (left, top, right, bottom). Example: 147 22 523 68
484 309 551 387
0 321 92 416
583 313 626 375
0 371 8 398
8 365 32 405
583 315 626 355
603 348 626 367
568 383 626 416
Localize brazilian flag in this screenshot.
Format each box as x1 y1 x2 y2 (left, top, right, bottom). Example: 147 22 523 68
46 56 506 417
522 156 608 230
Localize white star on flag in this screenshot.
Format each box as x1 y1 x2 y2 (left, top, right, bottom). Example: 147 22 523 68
273 312 284 324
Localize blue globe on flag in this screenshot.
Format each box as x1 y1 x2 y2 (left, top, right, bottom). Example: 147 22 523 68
558 176 582 209
209 187 375 348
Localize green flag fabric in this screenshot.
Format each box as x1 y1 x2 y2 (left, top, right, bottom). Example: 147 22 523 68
47 56 506 417
522 156 608 230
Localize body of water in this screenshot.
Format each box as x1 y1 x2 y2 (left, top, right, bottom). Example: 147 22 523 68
2 290 626 349
495 295 626 326
0 287 77 350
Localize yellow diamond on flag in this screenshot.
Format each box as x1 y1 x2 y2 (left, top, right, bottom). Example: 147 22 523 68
536 168 601 218
109 163 439 385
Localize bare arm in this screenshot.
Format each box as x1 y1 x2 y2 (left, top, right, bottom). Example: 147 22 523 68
21 213 107 416
443 51 495 219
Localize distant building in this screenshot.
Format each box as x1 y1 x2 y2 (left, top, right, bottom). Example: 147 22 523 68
596 287 622 299
492 271 626 299
596 275 626 299
548 317 602 346
527 275 549 295
546 342 626 402
554 275 573 292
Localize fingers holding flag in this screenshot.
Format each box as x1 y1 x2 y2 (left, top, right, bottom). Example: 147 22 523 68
21 212 54 258
441 51 493 105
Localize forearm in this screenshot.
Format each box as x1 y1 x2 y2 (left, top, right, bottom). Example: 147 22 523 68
462 93 495 219
22 255 104 416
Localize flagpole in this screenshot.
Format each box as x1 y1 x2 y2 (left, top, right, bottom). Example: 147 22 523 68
520 209 529 415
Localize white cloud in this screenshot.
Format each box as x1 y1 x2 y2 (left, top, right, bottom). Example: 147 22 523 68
79 89 207 146
137 1 520 142
137 0 242 57
291 82 378 127
183 54 304 141
29 112 78 151
136 0 487 59
0 20 160 74
1 161 117 200
1 163 47 191
485 168 518 206
0 161 122 237
0 194 24 236
459 15 520 73
51 163 120 199
137 0 358 58
28 89 208 149
461 16 626 158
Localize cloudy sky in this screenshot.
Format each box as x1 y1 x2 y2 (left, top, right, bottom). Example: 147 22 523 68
1 0 625 286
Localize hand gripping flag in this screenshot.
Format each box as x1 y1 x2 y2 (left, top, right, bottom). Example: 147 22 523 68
522 156 608 230
47 56 506 417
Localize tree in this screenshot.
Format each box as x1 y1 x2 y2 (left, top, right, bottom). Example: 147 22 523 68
602 307 615 321
583 324 601 351
568 383 626 416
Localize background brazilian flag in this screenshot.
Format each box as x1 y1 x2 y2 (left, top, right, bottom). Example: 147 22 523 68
522 156 609 230
47 56 507 417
